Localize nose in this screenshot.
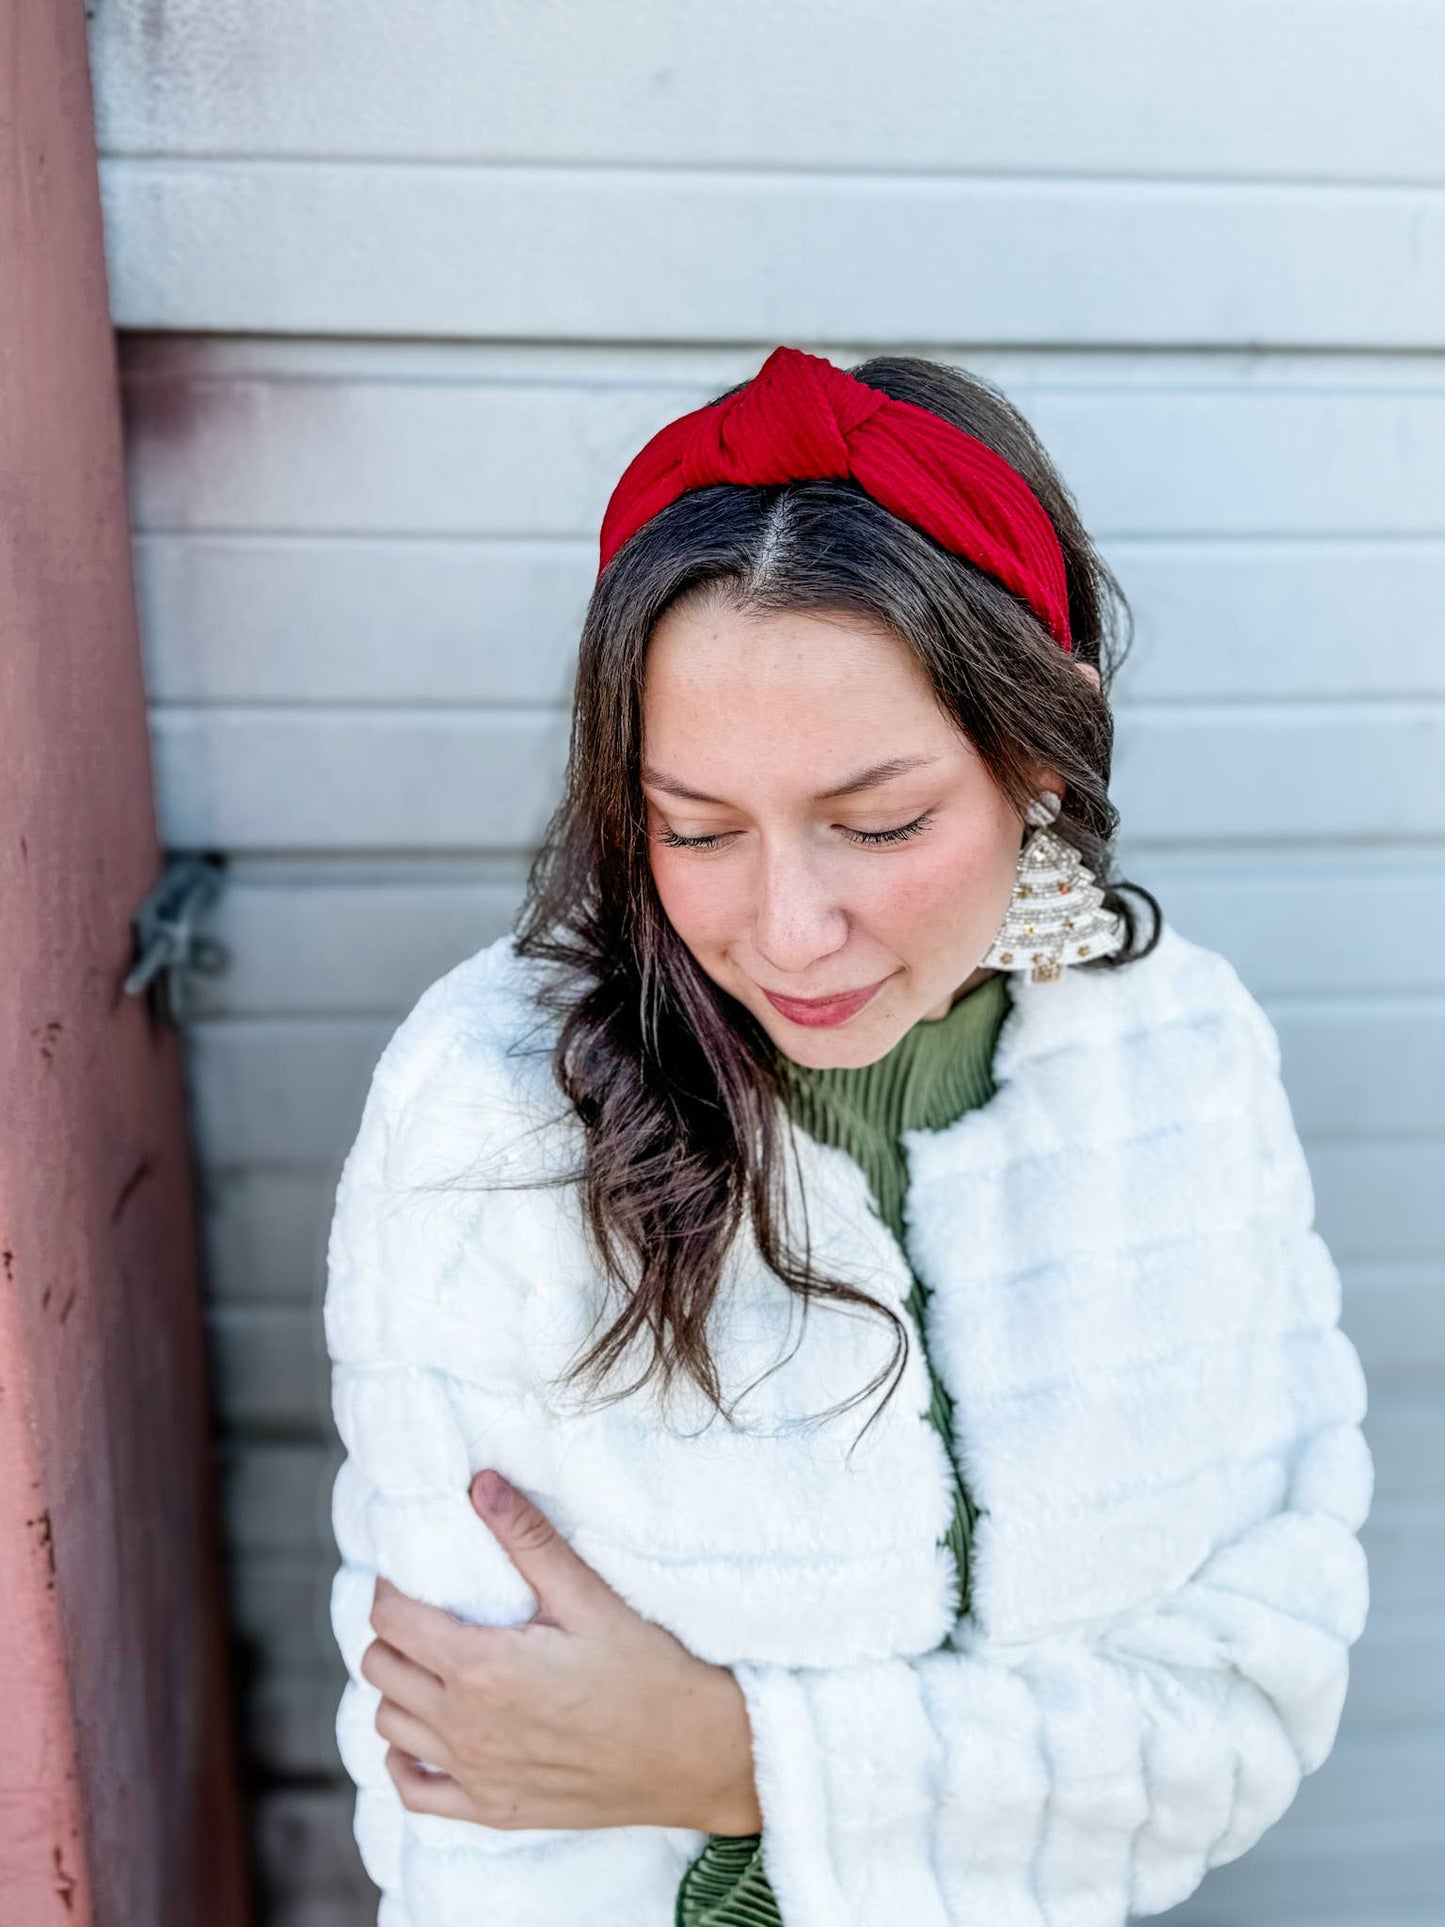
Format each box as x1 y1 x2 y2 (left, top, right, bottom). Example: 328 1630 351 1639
750 835 850 977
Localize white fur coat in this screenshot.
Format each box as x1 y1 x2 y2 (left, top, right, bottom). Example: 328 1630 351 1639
324 919 1373 1927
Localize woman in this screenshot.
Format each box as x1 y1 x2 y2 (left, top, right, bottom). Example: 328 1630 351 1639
325 346 1372 1927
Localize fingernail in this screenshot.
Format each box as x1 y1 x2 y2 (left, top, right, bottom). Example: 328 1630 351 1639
475 1469 513 1515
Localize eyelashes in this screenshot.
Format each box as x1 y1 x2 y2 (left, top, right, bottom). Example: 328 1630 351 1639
655 828 729 850
853 810 936 847
656 811 936 853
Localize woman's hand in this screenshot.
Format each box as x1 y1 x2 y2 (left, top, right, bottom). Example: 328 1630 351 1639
361 1469 763 1836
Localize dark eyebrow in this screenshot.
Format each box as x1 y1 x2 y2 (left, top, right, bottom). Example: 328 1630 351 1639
639 770 721 804
816 754 943 799
640 754 940 805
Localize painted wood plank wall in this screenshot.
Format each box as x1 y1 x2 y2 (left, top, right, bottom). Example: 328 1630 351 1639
88 4 1445 1922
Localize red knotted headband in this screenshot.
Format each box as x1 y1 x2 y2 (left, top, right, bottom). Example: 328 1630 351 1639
597 344 1073 652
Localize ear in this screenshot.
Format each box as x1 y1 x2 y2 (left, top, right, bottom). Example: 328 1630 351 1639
1071 659 1101 694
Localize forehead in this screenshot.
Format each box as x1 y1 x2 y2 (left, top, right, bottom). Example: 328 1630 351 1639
644 600 938 720
640 601 965 795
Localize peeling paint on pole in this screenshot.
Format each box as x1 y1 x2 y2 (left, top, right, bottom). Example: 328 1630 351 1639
0 5 251 1922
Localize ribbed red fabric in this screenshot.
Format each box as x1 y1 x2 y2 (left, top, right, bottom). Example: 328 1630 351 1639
597 345 1073 651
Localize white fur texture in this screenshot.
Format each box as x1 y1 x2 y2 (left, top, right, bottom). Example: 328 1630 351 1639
324 921 1372 1925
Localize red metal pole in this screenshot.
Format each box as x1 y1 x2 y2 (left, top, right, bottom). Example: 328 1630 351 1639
0 6 253 1922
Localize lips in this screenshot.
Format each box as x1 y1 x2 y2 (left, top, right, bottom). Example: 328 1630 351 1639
761 975 892 1029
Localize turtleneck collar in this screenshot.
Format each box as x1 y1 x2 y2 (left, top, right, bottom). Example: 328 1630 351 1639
774 969 1013 1245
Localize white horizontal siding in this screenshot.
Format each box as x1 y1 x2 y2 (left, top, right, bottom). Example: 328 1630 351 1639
98 161 1445 346
83 3 1445 346
87 0 1445 183
89 5 1445 1920
136 531 1445 706
122 351 1445 537
149 700 1445 851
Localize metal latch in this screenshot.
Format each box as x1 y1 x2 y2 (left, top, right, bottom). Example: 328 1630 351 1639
124 855 230 1025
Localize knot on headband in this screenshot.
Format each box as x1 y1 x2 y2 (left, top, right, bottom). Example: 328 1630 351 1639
597 345 1073 652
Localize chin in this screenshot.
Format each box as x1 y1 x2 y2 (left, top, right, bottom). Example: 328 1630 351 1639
786 1015 910 1070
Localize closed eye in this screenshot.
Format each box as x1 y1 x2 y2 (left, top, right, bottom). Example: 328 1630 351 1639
847 809 940 847
662 824 739 847
655 811 936 852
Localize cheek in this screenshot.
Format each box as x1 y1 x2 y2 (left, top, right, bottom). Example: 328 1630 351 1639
870 820 1019 945
649 851 734 950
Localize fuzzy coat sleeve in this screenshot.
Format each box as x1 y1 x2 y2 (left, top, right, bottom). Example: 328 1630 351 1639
323 986 546 1908
730 1003 1374 1927
323 961 705 1924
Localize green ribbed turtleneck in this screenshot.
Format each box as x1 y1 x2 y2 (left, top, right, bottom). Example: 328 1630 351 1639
675 969 1013 1927
774 966 1010 1623
777 968 1011 1250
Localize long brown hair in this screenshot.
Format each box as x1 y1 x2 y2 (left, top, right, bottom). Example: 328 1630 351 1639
502 354 1161 1437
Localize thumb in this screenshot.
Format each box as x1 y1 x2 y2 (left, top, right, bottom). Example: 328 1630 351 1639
470 1469 618 1628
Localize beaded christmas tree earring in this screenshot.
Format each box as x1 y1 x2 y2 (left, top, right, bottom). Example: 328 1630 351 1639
980 790 1127 983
